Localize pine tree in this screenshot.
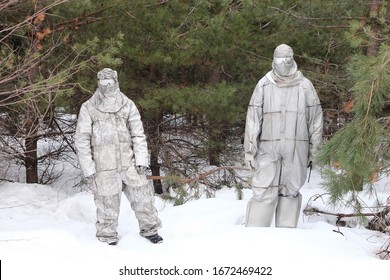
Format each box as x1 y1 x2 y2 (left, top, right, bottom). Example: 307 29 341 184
72 0 371 193
317 0 390 205
317 47 390 200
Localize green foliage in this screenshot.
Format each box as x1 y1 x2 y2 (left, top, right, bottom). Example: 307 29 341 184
317 118 385 199
0 0 125 183
139 82 245 167
317 44 390 203
72 33 124 68
234 183 244 200
160 185 191 206
60 0 383 199
348 47 390 117
160 183 215 206
346 20 368 49
4 0 390 202
139 82 244 126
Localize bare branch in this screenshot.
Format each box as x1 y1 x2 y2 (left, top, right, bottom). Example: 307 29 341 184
0 0 69 44
269 6 362 29
52 8 108 32
0 0 19 11
147 165 250 183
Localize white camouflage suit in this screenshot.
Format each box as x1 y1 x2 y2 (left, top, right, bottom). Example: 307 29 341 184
244 44 323 228
75 68 161 244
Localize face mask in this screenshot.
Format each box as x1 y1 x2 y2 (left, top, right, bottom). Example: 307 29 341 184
99 79 115 86
98 79 116 96
273 56 295 77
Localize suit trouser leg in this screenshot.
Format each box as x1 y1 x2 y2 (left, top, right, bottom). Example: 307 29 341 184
123 184 162 236
94 194 120 243
245 186 278 227
275 193 302 228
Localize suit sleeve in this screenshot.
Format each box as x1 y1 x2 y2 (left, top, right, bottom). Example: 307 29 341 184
75 104 96 177
244 81 264 163
306 81 323 161
128 101 149 167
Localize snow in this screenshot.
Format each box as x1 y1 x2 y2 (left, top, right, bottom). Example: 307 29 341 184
0 169 389 280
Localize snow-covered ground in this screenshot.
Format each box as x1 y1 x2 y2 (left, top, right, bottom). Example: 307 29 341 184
0 168 389 280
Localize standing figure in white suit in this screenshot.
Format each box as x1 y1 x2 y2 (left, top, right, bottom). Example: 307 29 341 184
75 68 162 244
244 44 323 228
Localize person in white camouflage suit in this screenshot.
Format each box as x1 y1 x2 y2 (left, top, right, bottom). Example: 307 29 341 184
244 44 323 228
75 68 162 245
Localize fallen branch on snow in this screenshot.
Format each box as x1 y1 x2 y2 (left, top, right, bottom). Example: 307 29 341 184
303 204 390 233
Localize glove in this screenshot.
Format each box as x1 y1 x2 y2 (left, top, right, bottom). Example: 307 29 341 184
136 165 147 175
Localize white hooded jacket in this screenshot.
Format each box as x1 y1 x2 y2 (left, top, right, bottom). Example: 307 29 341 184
75 80 148 178
244 68 323 193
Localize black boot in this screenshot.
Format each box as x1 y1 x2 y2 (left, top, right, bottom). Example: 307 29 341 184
144 233 163 244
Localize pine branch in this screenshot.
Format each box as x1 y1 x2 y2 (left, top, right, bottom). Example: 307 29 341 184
52 8 108 32
269 6 361 29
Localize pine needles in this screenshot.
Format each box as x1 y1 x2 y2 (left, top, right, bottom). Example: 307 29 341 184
317 45 390 205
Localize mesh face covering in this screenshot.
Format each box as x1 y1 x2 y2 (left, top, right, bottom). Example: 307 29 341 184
273 56 293 64
92 68 124 112
272 44 297 78
97 69 118 97
99 79 115 85
97 68 118 81
273 60 294 77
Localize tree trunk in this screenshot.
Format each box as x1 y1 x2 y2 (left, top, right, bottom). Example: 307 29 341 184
207 126 227 166
367 0 381 56
149 124 164 194
208 131 222 166
147 64 166 193
25 134 39 183
23 0 44 184
207 64 223 166
150 145 163 194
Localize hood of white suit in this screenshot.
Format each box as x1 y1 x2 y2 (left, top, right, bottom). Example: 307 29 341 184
90 68 125 113
270 44 301 87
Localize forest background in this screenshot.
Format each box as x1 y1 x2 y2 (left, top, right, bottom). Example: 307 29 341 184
1 0 390 229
